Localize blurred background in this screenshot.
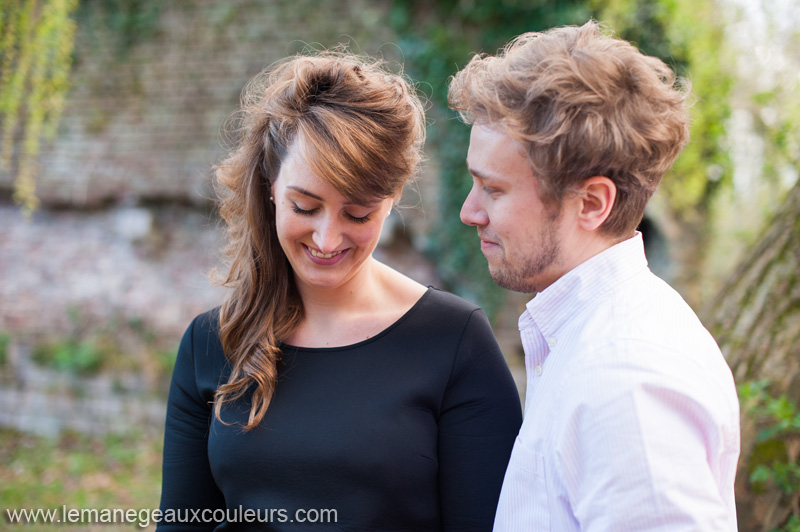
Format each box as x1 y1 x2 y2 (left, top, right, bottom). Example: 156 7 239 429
1 0 799 530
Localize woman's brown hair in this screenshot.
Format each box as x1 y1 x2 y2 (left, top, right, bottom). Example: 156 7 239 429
213 51 425 430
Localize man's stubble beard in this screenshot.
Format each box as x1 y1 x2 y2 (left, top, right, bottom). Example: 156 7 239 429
488 216 561 294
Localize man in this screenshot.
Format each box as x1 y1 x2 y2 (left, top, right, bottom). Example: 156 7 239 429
449 21 740 531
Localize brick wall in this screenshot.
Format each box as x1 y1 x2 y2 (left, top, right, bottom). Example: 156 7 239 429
1 0 400 206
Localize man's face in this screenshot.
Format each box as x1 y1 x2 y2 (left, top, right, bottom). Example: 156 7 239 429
460 124 571 293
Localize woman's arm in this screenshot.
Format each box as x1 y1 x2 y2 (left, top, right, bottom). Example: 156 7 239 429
438 309 522 531
157 315 226 531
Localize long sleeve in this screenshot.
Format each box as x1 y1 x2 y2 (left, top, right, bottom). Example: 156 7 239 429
157 314 226 531
438 309 522 531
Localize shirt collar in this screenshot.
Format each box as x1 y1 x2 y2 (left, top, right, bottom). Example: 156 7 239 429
522 232 649 339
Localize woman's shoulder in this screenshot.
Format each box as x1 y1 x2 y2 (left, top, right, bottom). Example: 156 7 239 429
403 286 491 338
421 286 484 315
179 307 225 361
181 307 221 342
189 307 220 332
374 262 482 317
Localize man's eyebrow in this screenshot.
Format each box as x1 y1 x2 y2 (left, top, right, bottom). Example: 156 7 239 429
466 165 498 183
286 185 380 206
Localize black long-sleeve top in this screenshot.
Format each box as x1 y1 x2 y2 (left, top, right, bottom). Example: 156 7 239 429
157 287 522 531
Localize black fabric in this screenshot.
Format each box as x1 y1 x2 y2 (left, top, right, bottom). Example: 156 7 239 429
158 287 522 531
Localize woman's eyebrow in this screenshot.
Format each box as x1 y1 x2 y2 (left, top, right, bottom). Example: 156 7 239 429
286 185 381 207
287 186 323 201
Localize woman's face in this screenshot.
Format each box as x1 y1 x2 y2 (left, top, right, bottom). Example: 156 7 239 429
271 141 395 295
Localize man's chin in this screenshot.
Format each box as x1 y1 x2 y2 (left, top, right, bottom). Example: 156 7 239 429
489 267 532 293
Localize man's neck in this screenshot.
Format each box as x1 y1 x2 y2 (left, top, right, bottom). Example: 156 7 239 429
537 231 635 294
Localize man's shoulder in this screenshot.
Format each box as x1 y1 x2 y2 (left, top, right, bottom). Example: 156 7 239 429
614 270 717 350
578 267 710 344
559 269 730 385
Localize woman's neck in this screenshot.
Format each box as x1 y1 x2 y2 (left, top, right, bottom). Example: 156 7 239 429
294 258 383 317
286 259 426 348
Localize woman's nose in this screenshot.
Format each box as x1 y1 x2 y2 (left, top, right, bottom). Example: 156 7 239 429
312 215 343 252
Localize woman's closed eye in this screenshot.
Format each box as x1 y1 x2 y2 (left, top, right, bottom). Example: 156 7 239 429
292 203 372 224
292 204 318 216
345 212 372 224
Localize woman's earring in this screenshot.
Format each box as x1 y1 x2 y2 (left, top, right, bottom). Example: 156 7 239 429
270 196 274 202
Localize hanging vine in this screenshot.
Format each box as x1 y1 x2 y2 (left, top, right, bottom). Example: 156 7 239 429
0 0 79 214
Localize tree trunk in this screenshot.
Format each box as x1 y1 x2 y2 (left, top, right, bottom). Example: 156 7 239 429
703 179 800 532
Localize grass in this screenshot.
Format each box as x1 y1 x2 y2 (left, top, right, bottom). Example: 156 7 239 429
0 427 163 531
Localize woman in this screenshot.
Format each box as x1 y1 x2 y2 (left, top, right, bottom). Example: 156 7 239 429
157 51 522 531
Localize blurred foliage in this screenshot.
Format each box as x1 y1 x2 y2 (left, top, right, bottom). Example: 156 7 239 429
0 332 9 366
0 427 162 531
389 1 591 314
740 380 800 531
24 308 178 391
74 0 162 57
32 338 106 375
0 0 78 214
756 87 800 187
594 0 733 226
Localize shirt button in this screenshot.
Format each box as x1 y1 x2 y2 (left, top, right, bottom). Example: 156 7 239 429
547 337 557 348
534 364 543 376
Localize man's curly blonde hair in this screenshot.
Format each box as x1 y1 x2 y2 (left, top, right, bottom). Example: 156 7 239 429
449 20 690 237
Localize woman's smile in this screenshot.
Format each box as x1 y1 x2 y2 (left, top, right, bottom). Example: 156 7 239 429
272 136 394 294
304 244 349 264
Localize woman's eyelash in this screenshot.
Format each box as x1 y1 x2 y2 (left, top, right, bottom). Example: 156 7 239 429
346 213 371 224
291 205 316 215
292 204 371 224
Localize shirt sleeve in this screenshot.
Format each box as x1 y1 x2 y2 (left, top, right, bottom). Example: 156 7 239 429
438 309 523 531
157 315 226 531
555 345 739 532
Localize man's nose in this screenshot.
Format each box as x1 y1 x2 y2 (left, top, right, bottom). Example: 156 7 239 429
460 187 489 227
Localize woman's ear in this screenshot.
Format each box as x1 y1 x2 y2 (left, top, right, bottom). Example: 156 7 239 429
388 191 403 215
575 176 616 232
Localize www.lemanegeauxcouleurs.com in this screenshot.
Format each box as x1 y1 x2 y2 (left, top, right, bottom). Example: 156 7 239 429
5 505 339 527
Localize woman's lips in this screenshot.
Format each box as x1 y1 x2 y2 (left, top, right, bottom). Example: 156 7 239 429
304 245 349 265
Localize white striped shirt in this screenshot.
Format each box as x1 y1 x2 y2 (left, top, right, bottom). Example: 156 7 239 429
493 233 740 531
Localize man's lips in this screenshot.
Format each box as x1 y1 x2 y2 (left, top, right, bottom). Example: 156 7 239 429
478 233 500 247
